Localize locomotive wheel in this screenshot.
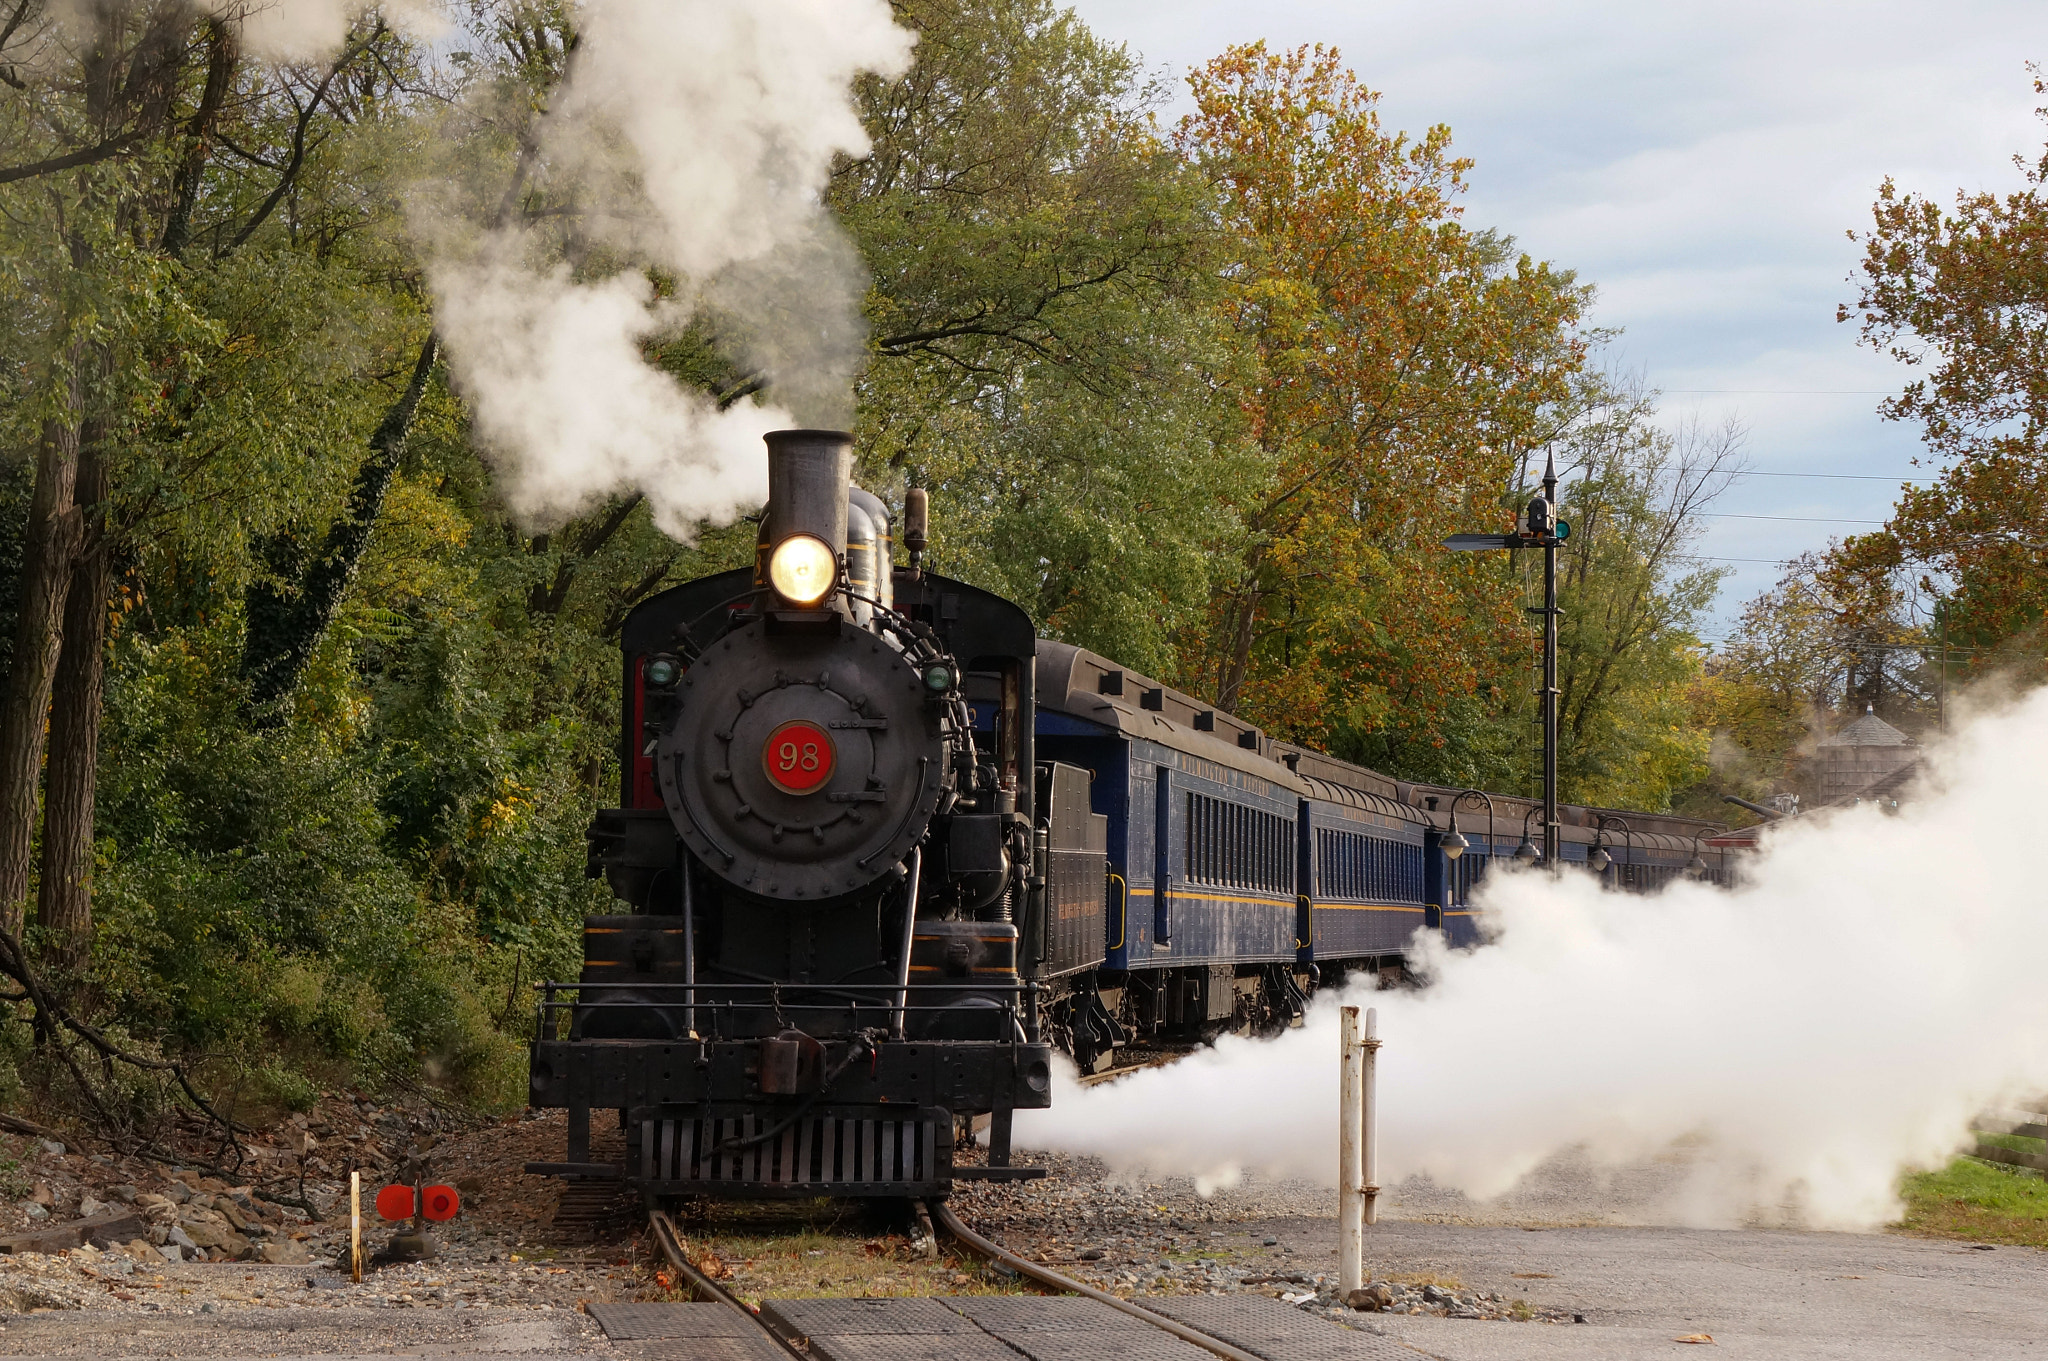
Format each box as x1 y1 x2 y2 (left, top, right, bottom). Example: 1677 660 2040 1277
658 616 949 905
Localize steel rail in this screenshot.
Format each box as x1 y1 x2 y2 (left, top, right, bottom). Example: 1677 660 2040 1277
645 1208 807 1361
645 1199 1276 1361
929 1200 1269 1361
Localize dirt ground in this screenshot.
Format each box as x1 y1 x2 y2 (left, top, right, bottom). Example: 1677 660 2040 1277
9 1097 2047 1361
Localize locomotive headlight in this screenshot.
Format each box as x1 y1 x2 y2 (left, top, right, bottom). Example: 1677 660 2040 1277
768 534 837 606
922 663 956 693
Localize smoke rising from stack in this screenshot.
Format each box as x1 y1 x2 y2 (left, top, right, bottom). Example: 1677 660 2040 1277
50 0 901 532
421 0 912 534
1018 688 2048 1231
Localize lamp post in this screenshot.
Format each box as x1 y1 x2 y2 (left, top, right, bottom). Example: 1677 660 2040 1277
1439 789 1496 920
1437 788 1497 863
1588 814 1634 885
1687 831 1712 880
1514 805 1543 864
1446 453 1568 871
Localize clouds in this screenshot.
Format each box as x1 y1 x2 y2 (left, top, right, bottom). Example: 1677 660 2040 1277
1073 0 2048 620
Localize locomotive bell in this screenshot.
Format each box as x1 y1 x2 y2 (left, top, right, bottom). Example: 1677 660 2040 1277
762 430 853 608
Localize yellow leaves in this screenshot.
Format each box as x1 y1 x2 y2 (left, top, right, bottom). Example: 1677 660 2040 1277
354 472 475 616
477 778 532 839
1170 41 1587 762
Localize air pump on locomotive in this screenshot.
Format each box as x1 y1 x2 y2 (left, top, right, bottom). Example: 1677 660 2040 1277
526 429 1054 1200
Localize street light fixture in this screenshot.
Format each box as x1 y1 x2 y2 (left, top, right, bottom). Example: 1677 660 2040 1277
1439 789 1496 862
1445 453 1570 872
1514 805 1543 864
1687 831 1712 879
1591 815 1634 884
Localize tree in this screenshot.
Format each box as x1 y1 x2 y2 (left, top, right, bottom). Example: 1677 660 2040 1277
834 0 1245 674
1704 549 1935 809
1546 385 1740 809
1171 43 1589 769
1842 73 2048 662
0 1 435 963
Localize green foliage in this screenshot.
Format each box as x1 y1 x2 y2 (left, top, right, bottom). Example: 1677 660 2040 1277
0 0 1755 1124
1899 1158 2048 1247
1704 544 1937 811
1546 383 1736 810
841 0 1246 671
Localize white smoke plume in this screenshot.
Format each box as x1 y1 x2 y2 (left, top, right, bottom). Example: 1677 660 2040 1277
230 0 445 60
421 0 914 534
1019 686 2048 1231
43 1 443 64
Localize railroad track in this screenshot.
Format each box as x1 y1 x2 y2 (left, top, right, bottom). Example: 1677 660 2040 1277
638 1203 1277 1358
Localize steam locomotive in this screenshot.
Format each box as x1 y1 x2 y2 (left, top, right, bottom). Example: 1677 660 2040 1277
526 429 1727 1201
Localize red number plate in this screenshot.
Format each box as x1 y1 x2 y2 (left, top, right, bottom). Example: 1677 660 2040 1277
763 720 836 794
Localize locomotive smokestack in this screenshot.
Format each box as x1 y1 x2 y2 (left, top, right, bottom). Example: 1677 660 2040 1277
761 429 853 608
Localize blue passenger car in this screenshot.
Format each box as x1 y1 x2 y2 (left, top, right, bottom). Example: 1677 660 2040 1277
1019 642 1727 1071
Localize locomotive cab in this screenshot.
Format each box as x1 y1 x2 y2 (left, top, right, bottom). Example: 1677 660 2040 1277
530 429 1053 1200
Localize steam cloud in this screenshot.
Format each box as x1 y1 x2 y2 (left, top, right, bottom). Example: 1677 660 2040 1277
231 0 445 60
52 2 446 62
421 0 914 533
1019 687 2048 1231
47 0 901 532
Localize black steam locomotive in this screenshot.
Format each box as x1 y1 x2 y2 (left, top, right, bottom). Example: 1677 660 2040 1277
527 429 1726 1201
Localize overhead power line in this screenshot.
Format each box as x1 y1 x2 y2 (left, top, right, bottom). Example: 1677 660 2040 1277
1705 513 1885 524
1730 471 1928 483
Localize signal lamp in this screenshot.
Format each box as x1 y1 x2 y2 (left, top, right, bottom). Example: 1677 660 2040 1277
768 534 836 606
646 656 679 687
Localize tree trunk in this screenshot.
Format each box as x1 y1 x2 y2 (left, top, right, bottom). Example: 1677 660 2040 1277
0 406 84 935
160 17 238 260
1213 566 1265 715
35 436 110 969
242 332 438 719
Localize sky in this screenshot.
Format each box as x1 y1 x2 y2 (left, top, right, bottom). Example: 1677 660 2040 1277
1068 0 2048 638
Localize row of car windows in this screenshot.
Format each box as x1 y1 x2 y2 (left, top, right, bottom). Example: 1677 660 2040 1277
1175 793 1700 903
1178 791 1429 904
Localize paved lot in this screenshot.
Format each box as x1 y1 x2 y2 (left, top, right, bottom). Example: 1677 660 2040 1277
1330 1219 2048 1360
0 1304 604 1358
5 1219 2044 1360
6 1135 2047 1361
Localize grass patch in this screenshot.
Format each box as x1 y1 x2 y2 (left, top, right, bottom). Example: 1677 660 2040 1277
1381 1271 1464 1290
664 1202 1028 1307
1896 1157 2048 1247
1974 1131 2048 1156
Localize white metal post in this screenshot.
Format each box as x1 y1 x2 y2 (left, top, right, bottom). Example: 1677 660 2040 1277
1363 1006 1380 1225
1339 1005 1364 1295
350 1170 363 1283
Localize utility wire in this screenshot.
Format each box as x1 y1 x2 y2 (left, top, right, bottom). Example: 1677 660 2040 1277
1729 471 1928 483
1705 513 1885 524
